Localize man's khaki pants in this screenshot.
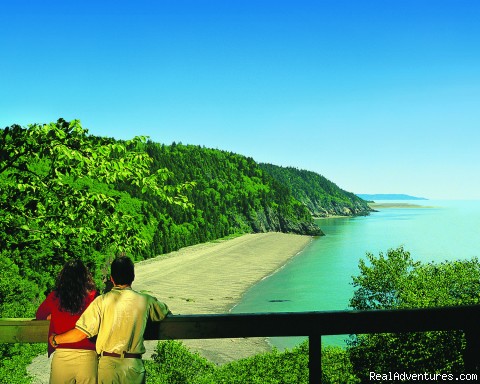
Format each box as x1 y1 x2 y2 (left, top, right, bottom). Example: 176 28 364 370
98 356 146 384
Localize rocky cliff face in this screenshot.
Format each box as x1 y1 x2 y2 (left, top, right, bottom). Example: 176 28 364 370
302 197 372 218
249 208 324 236
259 163 373 220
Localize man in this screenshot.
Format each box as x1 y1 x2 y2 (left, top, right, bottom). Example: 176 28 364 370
49 255 170 384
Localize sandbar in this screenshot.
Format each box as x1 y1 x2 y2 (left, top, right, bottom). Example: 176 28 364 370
368 202 434 209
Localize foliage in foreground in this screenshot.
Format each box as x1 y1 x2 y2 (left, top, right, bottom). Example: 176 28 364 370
145 340 359 384
348 247 480 382
0 343 44 384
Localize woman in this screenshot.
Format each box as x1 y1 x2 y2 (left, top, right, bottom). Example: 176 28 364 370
36 259 98 384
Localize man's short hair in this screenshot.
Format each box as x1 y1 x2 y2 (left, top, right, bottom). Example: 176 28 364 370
111 256 135 285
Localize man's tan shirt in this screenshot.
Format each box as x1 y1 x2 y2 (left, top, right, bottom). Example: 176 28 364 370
76 287 169 355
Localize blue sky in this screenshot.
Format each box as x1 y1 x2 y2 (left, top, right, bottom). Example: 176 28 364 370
2 1 479 199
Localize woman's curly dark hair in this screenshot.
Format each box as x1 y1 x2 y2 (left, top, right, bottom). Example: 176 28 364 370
54 259 96 315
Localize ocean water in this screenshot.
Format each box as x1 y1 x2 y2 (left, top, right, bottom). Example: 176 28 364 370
231 200 480 350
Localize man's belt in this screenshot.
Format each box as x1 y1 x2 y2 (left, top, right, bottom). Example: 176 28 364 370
102 351 142 359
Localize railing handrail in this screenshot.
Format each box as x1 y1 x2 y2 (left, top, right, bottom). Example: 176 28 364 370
2 305 480 383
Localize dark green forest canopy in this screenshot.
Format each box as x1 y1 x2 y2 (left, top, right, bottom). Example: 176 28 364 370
139 140 326 256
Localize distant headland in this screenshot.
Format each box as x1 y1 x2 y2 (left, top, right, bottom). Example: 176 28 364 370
357 194 428 201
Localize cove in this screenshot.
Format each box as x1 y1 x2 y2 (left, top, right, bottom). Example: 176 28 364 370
231 200 480 350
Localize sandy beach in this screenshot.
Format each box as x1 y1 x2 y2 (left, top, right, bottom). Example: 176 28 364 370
136 232 313 364
28 232 313 382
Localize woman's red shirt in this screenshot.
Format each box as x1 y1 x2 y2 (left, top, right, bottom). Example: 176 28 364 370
36 290 98 356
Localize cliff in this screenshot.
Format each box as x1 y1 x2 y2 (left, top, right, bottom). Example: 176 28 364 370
259 163 372 218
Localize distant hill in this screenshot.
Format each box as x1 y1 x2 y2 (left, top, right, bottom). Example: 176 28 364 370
357 194 428 201
260 164 372 217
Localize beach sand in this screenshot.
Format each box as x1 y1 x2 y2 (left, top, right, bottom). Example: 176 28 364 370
136 232 313 364
28 232 312 382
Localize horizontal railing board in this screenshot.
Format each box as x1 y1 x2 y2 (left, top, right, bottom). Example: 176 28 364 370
2 306 480 384
2 305 480 344
0 319 49 343
145 305 480 340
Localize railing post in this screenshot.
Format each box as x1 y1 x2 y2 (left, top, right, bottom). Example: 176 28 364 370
463 328 480 374
309 334 321 384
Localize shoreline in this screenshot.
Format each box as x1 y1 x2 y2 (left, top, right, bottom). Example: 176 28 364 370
228 243 309 313
135 232 313 316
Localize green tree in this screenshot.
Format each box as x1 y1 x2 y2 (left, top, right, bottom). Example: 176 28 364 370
1 119 193 265
0 251 39 317
348 247 480 382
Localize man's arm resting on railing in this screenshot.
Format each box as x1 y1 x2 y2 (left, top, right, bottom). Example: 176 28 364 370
49 328 88 348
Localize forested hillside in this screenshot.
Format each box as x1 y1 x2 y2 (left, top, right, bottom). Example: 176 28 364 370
131 141 324 257
259 164 372 217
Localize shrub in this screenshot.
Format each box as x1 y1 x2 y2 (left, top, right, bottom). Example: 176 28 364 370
146 339 359 383
146 340 215 384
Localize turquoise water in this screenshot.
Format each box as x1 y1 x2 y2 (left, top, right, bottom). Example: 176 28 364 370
231 200 480 350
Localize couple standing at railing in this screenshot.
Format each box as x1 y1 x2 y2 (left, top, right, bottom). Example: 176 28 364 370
36 256 170 384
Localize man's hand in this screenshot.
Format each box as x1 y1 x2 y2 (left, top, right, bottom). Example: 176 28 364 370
48 333 58 348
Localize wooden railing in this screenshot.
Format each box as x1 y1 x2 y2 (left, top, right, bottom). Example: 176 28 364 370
2 305 480 383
